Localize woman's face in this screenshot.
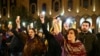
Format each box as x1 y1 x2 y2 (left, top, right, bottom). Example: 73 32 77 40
28 29 35 38
67 30 76 41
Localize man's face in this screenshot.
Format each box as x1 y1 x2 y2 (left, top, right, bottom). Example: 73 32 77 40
81 23 90 32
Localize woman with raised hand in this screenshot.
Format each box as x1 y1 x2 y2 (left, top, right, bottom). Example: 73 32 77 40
10 16 24 56
52 18 86 56
64 28 86 56
51 16 86 56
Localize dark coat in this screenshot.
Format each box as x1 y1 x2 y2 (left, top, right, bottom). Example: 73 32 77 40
10 30 24 53
79 31 98 56
96 33 100 56
23 35 46 56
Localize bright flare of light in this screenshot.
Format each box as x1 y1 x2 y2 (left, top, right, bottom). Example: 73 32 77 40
80 18 85 26
93 5 96 12
76 8 79 13
38 11 40 16
49 11 52 15
0 14 1 18
42 11 46 16
22 22 26 27
30 23 34 28
86 18 92 26
65 18 71 24
47 22 49 31
9 21 12 24
61 12 64 16
68 8 71 12
61 9 64 16
8 14 10 18
0 24 1 27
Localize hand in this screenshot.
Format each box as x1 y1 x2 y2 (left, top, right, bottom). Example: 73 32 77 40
40 14 45 23
16 16 20 25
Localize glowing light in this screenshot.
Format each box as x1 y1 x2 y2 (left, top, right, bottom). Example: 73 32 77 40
0 24 1 27
30 22 34 28
38 12 40 16
65 18 71 24
22 22 26 27
93 5 96 12
9 21 12 24
49 10 52 15
47 23 49 31
68 8 71 12
61 12 64 16
80 18 85 26
42 11 46 15
0 14 1 18
76 8 79 13
8 14 10 18
61 9 64 16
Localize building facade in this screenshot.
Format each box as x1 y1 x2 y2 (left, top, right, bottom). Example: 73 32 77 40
0 0 100 33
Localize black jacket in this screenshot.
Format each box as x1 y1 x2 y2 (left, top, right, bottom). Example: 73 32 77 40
96 33 100 56
79 31 98 56
41 23 62 56
10 30 24 53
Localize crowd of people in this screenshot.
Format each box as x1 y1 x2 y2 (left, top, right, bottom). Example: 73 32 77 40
0 15 100 56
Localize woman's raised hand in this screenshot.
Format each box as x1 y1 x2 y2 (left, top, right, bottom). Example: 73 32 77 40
16 16 20 25
40 14 45 23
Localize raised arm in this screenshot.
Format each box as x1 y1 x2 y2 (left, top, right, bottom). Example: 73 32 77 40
54 18 64 44
12 16 22 38
40 14 50 37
